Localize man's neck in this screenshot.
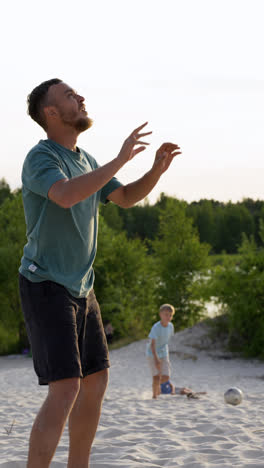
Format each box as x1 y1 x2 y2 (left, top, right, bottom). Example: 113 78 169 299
46 128 79 152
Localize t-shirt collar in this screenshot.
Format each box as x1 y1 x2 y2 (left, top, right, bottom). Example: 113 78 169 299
43 139 83 161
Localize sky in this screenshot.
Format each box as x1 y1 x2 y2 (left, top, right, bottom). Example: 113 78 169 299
1 0 264 203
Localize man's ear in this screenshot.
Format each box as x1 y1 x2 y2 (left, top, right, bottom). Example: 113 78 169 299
43 106 58 119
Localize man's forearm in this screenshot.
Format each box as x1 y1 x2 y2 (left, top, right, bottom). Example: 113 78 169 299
49 156 124 208
122 166 162 207
49 121 154 208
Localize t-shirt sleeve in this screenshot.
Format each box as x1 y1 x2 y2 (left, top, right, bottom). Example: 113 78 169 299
84 151 123 205
171 323 175 336
148 324 159 340
100 177 123 205
22 149 67 198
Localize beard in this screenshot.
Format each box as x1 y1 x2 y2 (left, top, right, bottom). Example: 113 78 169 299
58 107 93 133
74 115 93 132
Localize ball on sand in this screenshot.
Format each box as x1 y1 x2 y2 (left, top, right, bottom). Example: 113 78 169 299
224 387 243 405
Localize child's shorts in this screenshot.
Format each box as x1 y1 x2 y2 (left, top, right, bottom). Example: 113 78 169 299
147 356 171 377
160 380 172 394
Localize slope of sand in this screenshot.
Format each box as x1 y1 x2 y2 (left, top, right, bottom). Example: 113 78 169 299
1 321 264 467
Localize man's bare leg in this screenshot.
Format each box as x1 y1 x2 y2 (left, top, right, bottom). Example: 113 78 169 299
67 368 108 468
27 377 80 468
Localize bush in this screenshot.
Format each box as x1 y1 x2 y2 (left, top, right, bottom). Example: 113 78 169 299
94 217 158 340
0 322 20 355
209 223 264 358
0 192 26 354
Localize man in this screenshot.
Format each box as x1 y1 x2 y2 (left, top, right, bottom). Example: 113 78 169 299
19 78 181 468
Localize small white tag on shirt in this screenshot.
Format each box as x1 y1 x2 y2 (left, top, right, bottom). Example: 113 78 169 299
28 264 37 273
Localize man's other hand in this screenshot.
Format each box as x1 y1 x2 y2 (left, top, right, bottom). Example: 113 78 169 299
153 142 181 174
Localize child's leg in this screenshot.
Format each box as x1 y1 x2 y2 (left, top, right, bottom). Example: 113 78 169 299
160 358 171 390
180 387 193 395
160 375 170 384
152 375 161 399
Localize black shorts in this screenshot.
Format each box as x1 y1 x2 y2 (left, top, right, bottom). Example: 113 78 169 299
19 274 110 385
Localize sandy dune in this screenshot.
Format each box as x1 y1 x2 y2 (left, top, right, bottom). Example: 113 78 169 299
1 322 264 467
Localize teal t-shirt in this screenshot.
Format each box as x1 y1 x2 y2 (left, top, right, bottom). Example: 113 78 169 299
146 321 174 358
19 139 123 298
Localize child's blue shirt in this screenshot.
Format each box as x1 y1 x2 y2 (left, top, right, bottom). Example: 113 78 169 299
146 321 174 358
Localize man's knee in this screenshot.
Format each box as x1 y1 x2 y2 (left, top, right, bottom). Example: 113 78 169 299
49 377 80 406
82 368 109 399
95 368 109 396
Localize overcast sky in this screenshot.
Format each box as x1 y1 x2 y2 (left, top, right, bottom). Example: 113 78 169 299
1 0 264 203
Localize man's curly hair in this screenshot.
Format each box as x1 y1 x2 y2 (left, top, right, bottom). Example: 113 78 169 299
27 78 62 130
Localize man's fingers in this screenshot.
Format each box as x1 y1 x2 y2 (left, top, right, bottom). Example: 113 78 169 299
132 122 149 134
134 140 150 146
158 150 181 157
160 142 180 151
162 142 179 147
133 146 146 155
158 146 181 156
137 131 152 138
165 145 180 151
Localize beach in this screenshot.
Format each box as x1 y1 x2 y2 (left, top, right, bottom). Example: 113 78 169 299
1 321 264 467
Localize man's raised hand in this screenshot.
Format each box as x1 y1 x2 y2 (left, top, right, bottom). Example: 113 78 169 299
153 142 181 174
117 124 181 177
118 122 152 164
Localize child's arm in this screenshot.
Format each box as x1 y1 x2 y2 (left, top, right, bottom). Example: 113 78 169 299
151 339 161 372
170 382 175 394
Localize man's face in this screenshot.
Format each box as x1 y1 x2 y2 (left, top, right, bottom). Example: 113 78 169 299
47 82 93 132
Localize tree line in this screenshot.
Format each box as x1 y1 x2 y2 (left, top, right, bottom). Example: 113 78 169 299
101 193 262 254
0 178 264 359
1 178 263 255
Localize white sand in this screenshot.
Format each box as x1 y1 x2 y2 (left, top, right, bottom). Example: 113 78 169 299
1 321 264 467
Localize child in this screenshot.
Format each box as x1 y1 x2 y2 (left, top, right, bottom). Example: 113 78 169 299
146 304 194 399
146 304 176 399
160 380 198 398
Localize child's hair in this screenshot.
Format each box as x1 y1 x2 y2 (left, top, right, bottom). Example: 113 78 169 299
159 303 175 315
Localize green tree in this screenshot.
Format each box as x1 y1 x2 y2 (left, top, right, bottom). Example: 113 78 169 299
0 192 27 353
209 220 264 358
94 217 158 339
187 199 217 250
0 178 13 206
116 199 160 243
152 198 210 329
100 202 123 232
217 203 254 253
